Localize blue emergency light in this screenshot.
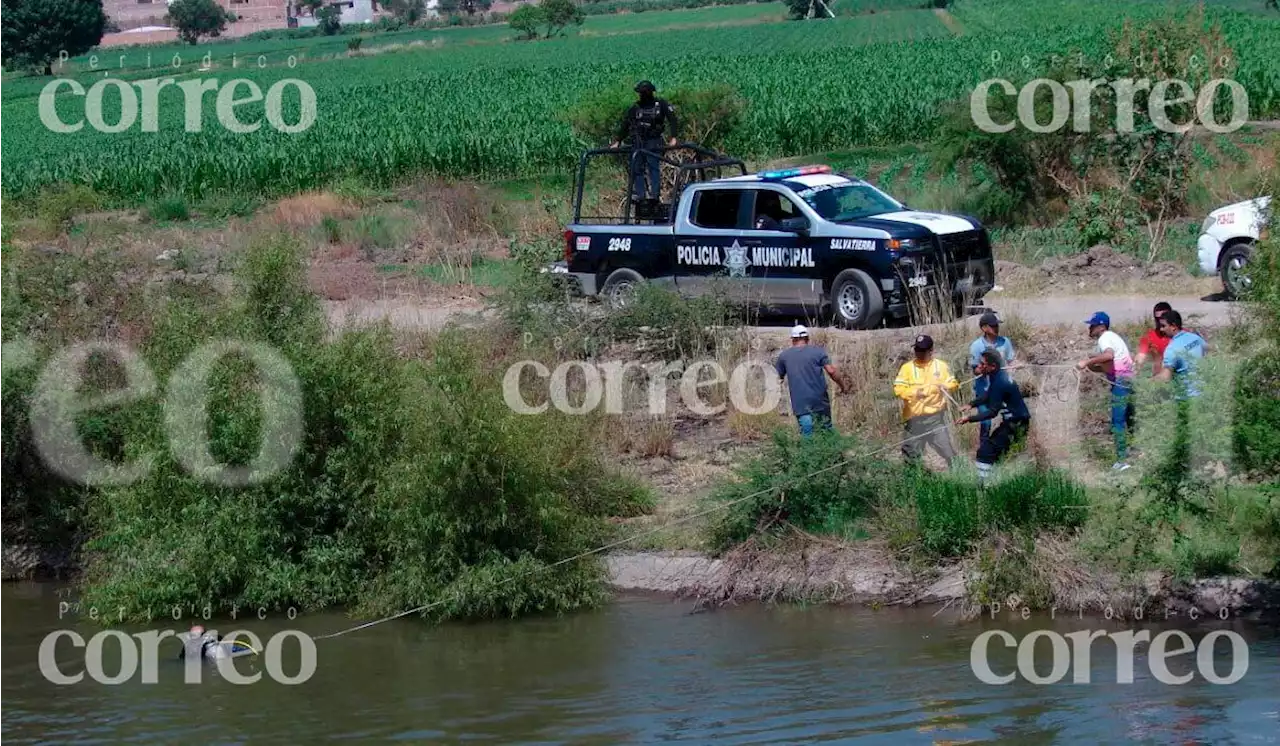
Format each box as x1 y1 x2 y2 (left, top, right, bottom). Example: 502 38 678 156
758 165 833 181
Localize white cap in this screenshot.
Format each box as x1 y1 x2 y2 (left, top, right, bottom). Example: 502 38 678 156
790 324 809 338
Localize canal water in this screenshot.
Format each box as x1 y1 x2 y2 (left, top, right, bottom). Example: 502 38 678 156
3 582 1277 744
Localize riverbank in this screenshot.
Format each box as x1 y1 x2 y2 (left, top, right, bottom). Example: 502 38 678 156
604 550 1280 622
10 542 1278 622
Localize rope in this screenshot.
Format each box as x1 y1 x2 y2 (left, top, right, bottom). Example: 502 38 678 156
312 421 954 641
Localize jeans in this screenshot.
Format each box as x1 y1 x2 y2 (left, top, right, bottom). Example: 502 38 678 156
629 139 663 200
977 418 1029 465
797 410 834 437
974 375 991 448
1110 377 1135 461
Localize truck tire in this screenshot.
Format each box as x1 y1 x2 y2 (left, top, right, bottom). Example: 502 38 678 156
601 268 645 311
829 269 884 330
1219 240 1254 298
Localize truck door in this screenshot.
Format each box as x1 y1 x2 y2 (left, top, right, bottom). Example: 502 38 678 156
674 188 753 300
742 188 821 311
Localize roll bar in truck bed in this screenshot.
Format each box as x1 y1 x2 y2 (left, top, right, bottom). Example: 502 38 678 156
570 142 748 226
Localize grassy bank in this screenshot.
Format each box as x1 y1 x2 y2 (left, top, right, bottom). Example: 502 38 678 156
1 231 657 621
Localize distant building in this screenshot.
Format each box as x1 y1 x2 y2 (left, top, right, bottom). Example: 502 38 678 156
100 0 324 45
295 0 375 27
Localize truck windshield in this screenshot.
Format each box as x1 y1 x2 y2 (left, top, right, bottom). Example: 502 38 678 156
796 183 902 223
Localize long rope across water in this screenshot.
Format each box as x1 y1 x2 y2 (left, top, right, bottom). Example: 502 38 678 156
313 363 1110 640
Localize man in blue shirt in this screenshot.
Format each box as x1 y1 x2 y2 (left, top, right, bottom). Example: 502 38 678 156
1156 310 1208 399
957 350 1030 483
968 312 1017 450
775 325 850 436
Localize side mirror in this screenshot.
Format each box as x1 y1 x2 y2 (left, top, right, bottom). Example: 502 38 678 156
779 216 809 234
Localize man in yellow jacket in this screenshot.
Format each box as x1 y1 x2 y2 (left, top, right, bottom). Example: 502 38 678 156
893 334 959 466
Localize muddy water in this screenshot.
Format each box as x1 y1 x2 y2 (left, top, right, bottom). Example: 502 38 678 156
3 582 1277 744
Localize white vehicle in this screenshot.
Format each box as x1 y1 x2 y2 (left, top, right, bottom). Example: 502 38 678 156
1197 195 1271 298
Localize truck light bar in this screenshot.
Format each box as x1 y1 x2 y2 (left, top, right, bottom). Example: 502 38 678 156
758 165 832 180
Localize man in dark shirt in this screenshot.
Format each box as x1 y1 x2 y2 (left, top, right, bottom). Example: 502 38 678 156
956 350 1030 482
610 81 679 210
775 325 849 437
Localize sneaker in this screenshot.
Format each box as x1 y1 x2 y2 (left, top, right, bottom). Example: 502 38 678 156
1112 462 1131 472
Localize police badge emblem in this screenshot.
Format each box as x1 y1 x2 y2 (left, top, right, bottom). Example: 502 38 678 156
723 240 751 278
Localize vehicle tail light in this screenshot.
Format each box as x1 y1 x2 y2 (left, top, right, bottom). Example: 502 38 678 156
564 229 575 262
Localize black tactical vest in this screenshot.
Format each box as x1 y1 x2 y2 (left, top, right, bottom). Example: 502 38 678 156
629 101 666 140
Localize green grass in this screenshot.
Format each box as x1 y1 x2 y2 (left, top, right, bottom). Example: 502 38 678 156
4 0 1277 205
414 256 522 287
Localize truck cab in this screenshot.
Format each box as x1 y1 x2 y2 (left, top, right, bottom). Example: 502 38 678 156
551 147 996 329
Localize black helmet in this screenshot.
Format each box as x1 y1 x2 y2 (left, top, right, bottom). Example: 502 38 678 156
634 80 656 94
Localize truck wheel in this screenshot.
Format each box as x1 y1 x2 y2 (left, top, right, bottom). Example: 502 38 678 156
829 269 884 330
1220 241 1254 298
601 268 645 311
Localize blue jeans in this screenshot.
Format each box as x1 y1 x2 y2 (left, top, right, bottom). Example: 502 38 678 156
797 410 834 437
1110 377 1135 460
974 375 991 447
629 140 663 200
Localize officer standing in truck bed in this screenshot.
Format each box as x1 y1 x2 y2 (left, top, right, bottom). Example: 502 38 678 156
610 81 679 215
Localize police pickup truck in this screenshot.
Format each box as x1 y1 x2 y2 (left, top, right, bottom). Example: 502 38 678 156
550 158 996 329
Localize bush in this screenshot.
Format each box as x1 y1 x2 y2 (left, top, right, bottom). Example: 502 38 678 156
707 431 1086 556
913 468 1086 558
601 283 738 359
5 233 651 621
565 82 746 151
709 429 891 551
1233 351 1280 477
1065 189 1143 249
316 4 342 35
145 195 191 222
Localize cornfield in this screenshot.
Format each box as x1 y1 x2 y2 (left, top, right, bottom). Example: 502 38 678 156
3 0 1278 201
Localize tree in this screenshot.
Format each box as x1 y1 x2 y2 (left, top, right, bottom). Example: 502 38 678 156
508 4 543 39
316 3 342 34
539 0 582 37
783 0 832 19
167 0 237 45
389 0 426 23
438 0 491 16
1 0 107 76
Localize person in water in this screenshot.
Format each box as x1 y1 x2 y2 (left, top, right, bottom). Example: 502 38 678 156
180 624 221 660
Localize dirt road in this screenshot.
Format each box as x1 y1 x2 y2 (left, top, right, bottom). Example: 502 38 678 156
324 293 1243 336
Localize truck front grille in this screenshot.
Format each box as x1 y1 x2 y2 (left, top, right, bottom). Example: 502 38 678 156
937 230 987 263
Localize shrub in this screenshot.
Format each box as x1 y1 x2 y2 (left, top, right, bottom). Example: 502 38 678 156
708 429 892 551
707 430 1086 556
601 283 738 360
1233 351 1280 477
912 468 1086 558
8 232 651 621
564 82 746 151
145 195 191 222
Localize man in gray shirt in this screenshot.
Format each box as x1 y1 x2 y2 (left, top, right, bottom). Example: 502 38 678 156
775 325 850 436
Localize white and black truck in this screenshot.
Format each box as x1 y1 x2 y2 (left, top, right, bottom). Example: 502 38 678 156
548 145 997 329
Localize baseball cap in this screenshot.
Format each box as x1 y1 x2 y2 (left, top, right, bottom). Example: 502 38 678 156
635 80 656 93
1084 311 1110 327
913 334 933 351
790 324 809 339
979 312 1000 328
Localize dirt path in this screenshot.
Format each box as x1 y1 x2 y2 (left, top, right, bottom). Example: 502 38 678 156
324 294 1243 338
933 8 965 36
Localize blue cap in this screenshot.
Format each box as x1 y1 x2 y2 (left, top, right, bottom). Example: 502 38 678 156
1084 311 1110 327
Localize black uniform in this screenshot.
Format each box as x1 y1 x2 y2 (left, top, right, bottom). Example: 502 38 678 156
617 98 679 203
970 370 1030 465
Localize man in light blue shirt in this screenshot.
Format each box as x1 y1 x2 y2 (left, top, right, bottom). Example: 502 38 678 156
1157 310 1207 399
968 312 1016 449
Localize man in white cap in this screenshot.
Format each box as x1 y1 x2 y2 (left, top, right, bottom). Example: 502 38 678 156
775 324 849 436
